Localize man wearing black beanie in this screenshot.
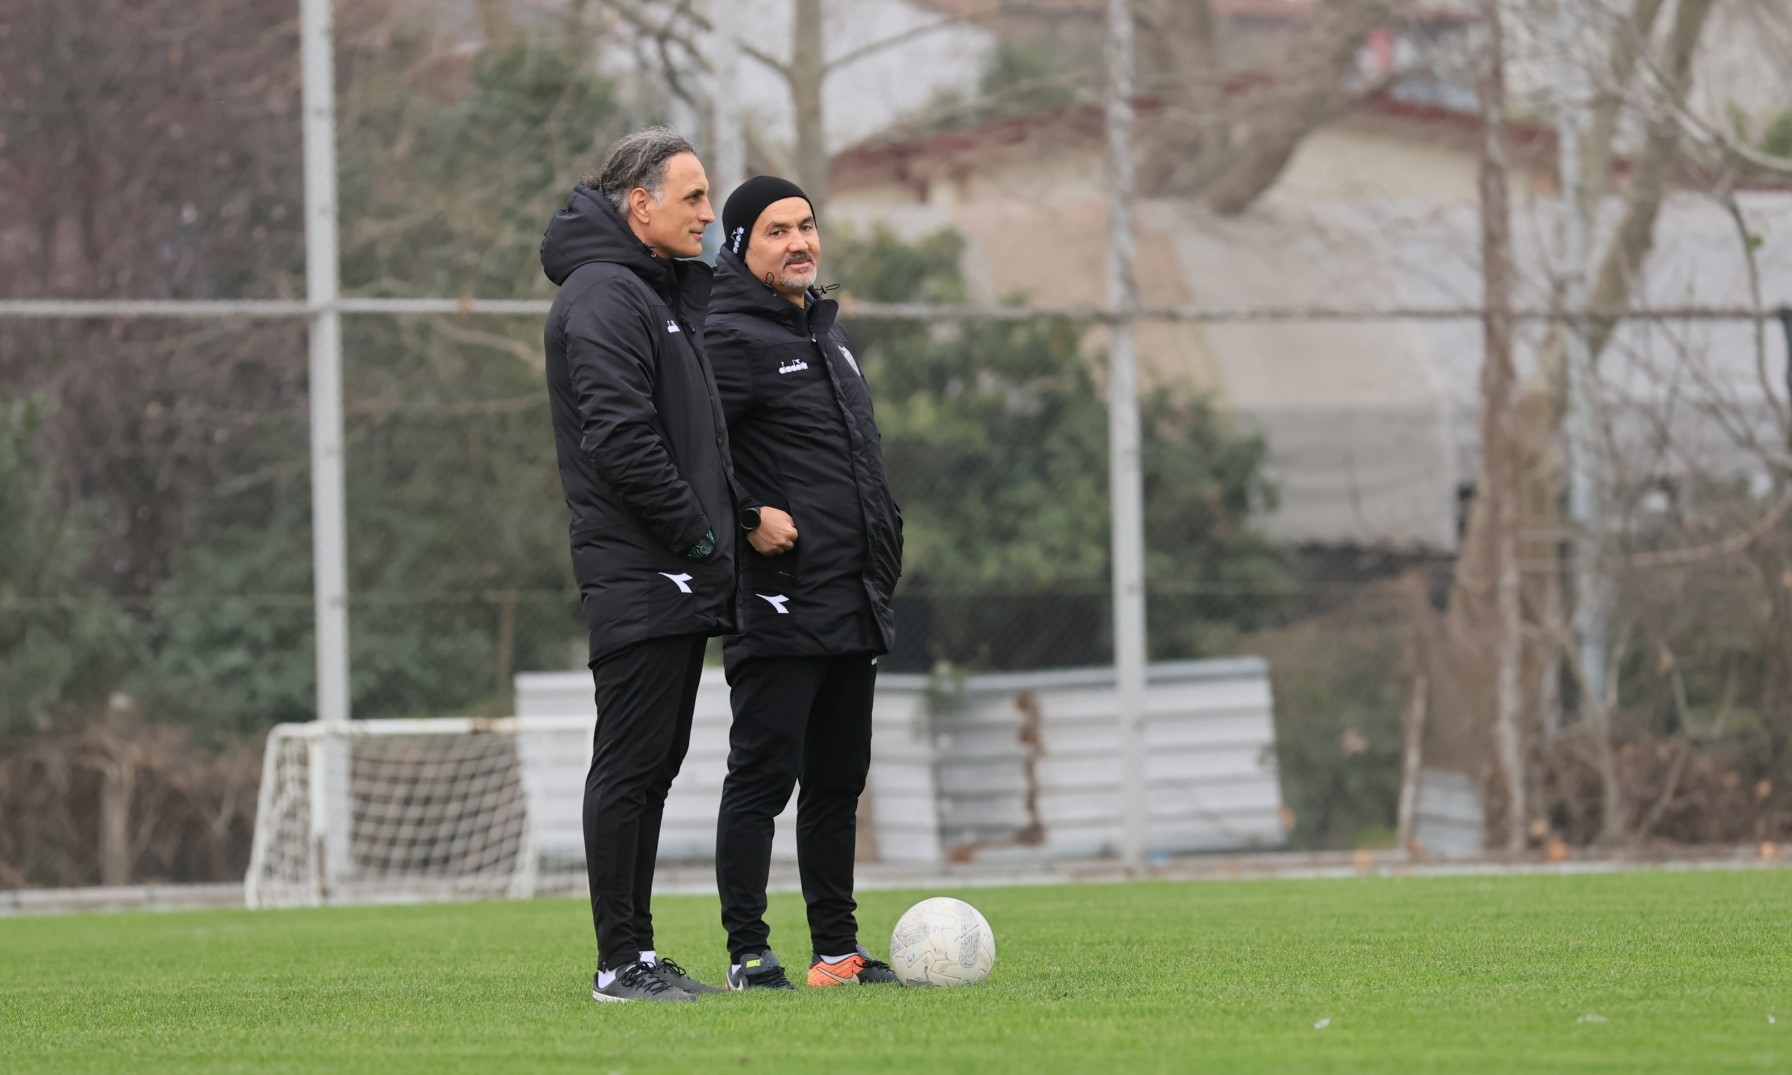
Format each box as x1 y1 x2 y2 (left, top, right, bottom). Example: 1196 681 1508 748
705 178 904 991
720 174 809 261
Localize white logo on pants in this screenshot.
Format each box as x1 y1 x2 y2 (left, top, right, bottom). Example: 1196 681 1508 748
756 593 791 614
658 572 694 593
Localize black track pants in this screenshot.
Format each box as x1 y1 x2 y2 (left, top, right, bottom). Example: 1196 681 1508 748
715 653 876 961
584 633 707 971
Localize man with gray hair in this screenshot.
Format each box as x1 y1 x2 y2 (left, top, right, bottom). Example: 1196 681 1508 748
541 126 735 1002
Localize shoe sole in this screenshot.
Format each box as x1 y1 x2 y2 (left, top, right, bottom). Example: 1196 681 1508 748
591 988 697 1003
808 966 900 986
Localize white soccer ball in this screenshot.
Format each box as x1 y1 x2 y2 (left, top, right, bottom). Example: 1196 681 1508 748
888 896 996 987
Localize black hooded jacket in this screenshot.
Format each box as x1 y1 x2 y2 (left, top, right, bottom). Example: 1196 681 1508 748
705 249 901 668
541 183 736 663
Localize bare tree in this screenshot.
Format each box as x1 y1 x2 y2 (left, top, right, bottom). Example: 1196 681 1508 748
581 0 1429 217
1135 0 1409 215
586 0 1019 209
1430 0 1792 848
758 0 830 205
1448 0 1527 851
0 0 308 596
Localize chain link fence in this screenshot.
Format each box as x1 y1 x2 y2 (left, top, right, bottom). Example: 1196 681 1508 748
5 0 1792 891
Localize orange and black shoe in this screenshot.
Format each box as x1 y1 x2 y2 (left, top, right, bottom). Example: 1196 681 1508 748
808 947 900 986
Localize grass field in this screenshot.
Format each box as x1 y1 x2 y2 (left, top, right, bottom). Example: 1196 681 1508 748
4 869 1789 1074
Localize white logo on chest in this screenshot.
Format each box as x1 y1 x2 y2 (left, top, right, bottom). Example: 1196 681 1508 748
666 319 681 333
777 358 809 375
756 593 791 614
658 572 694 593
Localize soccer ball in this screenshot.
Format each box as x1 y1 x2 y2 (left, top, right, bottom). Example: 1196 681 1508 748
888 896 996 987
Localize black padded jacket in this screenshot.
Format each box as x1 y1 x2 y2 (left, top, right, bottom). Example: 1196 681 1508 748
541 184 737 663
705 249 901 671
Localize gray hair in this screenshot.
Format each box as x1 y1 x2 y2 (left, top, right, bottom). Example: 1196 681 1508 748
586 126 698 210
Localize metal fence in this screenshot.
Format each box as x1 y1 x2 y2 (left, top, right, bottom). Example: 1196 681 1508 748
5 0 1792 892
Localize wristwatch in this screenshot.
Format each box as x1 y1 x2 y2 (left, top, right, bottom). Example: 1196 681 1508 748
740 505 762 532
683 529 717 562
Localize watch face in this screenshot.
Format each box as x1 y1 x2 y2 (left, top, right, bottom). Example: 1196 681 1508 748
741 506 761 531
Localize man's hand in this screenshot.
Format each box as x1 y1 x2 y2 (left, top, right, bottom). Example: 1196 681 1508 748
747 506 798 556
683 529 718 562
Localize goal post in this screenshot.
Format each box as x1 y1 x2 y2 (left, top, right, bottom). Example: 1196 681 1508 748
245 716 591 908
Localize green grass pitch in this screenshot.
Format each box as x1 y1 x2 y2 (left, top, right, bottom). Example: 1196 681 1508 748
4 870 1788 1074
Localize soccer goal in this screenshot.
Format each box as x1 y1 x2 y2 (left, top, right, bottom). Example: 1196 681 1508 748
244 716 591 908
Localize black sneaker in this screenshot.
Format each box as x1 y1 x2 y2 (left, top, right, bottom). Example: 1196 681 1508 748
650 956 723 995
725 949 796 990
592 961 696 1003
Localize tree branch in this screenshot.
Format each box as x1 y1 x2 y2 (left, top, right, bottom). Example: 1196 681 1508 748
1625 485 1792 570
588 0 713 75
821 9 1002 76
1581 0 1668 219
1184 0 1403 214
425 318 545 374
740 39 792 82
1583 0 1716 359
1719 181 1791 445
1674 108 1792 179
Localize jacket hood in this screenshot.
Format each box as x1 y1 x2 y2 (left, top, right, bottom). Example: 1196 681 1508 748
540 183 671 289
710 248 835 334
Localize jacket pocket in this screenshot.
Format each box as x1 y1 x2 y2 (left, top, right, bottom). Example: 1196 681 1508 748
745 539 799 582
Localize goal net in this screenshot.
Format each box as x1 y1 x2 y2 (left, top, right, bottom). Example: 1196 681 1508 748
245 716 590 908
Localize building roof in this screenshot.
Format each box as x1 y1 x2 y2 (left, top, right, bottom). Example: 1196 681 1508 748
910 0 1473 26
836 83 1790 199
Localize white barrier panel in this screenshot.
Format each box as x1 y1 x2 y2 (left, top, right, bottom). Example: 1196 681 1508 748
245 658 1282 906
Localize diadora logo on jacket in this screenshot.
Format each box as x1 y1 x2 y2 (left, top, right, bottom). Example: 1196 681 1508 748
666 319 681 334
658 572 694 593
755 593 791 614
777 358 808 375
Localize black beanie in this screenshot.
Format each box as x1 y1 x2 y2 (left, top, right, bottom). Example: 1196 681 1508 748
722 176 812 257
